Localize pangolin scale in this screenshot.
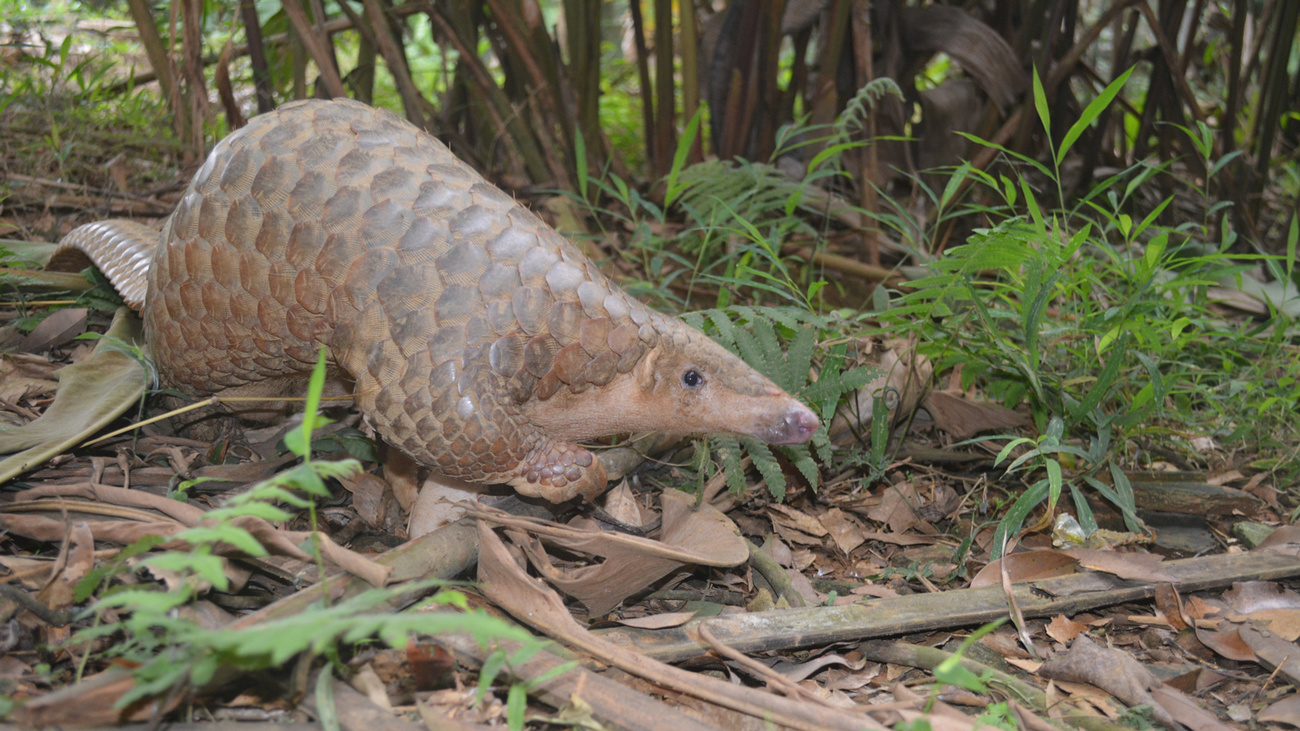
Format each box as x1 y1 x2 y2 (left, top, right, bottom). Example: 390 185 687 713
51 99 818 501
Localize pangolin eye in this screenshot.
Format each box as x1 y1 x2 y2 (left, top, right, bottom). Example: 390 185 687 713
682 369 703 389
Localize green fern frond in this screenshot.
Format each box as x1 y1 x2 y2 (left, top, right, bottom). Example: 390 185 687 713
834 77 903 138
741 436 786 501
711 435 748 494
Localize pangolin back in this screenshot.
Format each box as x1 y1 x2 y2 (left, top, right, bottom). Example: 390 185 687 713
53 99 818 501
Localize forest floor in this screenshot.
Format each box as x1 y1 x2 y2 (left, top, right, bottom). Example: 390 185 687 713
2 34 1300 731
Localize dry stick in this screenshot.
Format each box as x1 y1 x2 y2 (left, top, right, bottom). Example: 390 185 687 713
123 0 175 102
106 3 425 95
626 0 656 165
851 0 880 267
238 0 274 113
651 0 675 175
280 0 348 98
595 550 1300 663
476 521 890 731
1044 0 1142 92
359 0 425 128
696 622 824 703
438 632 722 731
745 538 806 608
424 6 553 184
1135 2 1208 130
480 0 572 186
180 0 210 157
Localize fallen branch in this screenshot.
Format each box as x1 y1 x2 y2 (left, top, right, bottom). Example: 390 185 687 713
596 548 1300 662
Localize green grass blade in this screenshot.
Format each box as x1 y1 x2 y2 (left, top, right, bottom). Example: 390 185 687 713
1056 65 1135 166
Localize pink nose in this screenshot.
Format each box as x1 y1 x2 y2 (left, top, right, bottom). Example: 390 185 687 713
766 406 819 444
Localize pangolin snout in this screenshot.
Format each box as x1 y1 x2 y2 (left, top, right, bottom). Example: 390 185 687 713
764 404 819 445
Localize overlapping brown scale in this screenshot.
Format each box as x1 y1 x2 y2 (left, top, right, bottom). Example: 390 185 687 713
584 351 620 386
517 246 559 287
546 301 584 344
577 318 613 356
551 343 591 385
523 334 561 378
511 287 552 335
249 156 300 210
218 145 261 199
434 239 491 286
321 185 372 234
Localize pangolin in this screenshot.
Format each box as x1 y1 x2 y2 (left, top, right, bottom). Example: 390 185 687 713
50 98 818 502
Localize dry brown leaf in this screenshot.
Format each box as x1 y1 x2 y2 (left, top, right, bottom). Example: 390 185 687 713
615 612 697 629
1222 580 1300 613
970 550 1079 588
867 482 925 534
921 390 1027 440
1037 635 1176 728
819 508 865 554
1153 584 1189 631
1148 685 1234 730
1256 525 1300 555
18 482 207 524
1045 615 1087 645
479 489 747 615
602 481 652 526
1195 624 1258 662
475 521 889 731
0 370 58 403
36 521 96 611
1061 548 1174 582
0 310 146 485
10 665 180 726
1224 608 1300 640
383 448 421 512
18 307 88 353
767 504 829 537
1237 623 1300 686
1260 694 1300 726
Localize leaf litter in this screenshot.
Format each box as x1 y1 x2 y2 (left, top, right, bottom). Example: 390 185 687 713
1 141 1298 731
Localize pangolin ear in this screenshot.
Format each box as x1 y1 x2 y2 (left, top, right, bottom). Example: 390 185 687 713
635 347 661 392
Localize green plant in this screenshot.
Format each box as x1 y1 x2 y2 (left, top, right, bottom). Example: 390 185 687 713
64 348 542 718
875 63 1300 551
680 306 876 500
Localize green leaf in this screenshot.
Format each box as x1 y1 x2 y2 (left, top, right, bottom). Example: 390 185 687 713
990 478 1051 560
1031 66 1051 144
712 435 748 494
665 109 703 208
1056 65 1135 165
741 437 786 501
316 668 341 731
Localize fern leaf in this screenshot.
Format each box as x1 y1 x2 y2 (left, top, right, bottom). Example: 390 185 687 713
812 428 833 463
786 326 816 392
706 308 738 351
732 323 765 379
741 436 786 500
751 317 788 390
788 444 820 490
711 435 748 494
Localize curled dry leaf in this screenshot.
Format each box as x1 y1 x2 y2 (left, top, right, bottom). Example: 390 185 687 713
1061 548 1174 583
17 307 88 354
472 488 747 615
0 309 147 485
37 521 96 611
1038 635 1175 727
970 550 1079 588
920 389 1028 441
